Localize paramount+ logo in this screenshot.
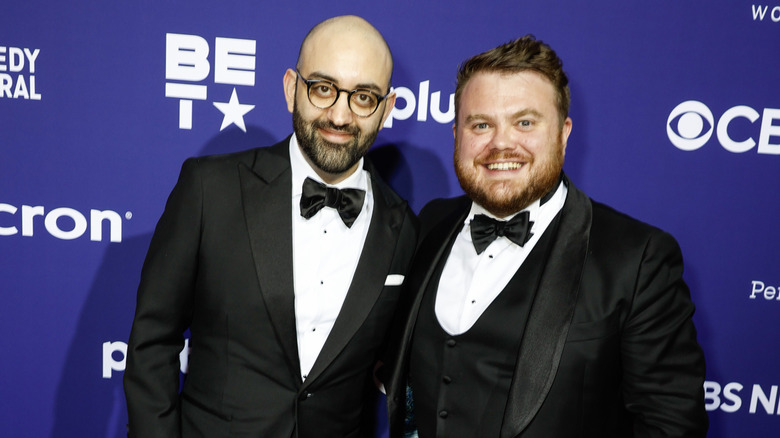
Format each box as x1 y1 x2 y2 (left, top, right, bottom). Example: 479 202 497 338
102 339 190 378
666 101 780 155
384 80 454 128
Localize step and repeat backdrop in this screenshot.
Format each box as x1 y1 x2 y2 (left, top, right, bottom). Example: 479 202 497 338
2 1 778 437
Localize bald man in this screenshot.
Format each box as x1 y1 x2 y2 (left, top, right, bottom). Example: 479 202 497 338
124 15 417 438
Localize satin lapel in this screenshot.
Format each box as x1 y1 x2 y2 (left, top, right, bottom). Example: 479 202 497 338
388 200 470 399
404 204 470 337
301 172 406 387
500 178 592 438
238 142 302 383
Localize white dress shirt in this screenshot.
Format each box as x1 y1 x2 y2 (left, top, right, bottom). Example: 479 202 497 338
289 134 374 380
435 182 567 335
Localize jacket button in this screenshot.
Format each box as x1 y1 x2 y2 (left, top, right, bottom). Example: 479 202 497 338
442 376 452 384
299 391 313 401
439 410 448 418
446 339 456 347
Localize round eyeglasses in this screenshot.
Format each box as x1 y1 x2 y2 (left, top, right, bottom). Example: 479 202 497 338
296 70 390 118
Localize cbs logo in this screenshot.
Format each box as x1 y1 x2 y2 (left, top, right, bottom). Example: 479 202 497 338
667 100 780 154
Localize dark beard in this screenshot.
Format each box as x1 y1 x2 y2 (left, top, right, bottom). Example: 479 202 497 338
292 100 380 175
454 142 564 218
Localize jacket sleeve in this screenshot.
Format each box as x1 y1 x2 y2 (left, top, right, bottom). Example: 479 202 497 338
621 230 708 437
123 158 203 438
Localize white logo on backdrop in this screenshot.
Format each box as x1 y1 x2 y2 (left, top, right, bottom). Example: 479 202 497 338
667 101 714 151
705 380 780 415
750 280 780 301
103 340 189 378
385 80 455 128
0 203 128 243
0 45 41 100
667 100 780 154
165 33 256 131
752 4 780 22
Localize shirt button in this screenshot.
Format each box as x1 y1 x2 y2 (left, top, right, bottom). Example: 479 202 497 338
442 376 452 384
439 410 448 418
446 339 457 347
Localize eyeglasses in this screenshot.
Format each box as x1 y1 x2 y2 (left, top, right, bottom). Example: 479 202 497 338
296 70 389 118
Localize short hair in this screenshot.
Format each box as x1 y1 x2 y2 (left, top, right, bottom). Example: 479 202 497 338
454 35 570 127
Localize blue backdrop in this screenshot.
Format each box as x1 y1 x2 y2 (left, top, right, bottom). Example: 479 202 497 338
2 1 779 436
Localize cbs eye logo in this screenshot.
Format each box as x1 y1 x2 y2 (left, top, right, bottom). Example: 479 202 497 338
667 101 714 151
666 100 780 155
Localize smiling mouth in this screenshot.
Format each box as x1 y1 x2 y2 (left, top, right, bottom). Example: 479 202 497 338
317 129 356 145
320 127 353 136
486 162 523 171
314 120 358 139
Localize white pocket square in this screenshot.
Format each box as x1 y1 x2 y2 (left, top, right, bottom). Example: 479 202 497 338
384 274 405 286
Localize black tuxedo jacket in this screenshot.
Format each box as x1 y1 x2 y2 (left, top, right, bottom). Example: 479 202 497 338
124 138 418 438
386 177 707 438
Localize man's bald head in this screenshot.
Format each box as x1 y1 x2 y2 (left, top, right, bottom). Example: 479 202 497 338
296 15 393 90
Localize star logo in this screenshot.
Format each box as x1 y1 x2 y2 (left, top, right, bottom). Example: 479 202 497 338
213 88 255 132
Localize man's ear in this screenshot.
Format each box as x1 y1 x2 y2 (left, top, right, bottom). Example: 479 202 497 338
283 68 297 114
561 117 572 154
377 91 396 130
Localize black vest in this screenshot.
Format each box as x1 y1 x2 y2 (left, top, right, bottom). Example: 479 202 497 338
409 216 558 438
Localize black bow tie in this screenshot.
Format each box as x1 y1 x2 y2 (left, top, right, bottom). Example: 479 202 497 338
300 177 366 228
469 212 534 255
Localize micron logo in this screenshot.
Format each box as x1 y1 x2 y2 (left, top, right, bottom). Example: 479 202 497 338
0 203 129 242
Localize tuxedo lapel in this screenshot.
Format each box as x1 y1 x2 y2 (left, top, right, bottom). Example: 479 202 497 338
388 198 472 438
303 166 407 387
238 140 302 384
500 178 592 438
405 201 470 331
389 198 469 400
